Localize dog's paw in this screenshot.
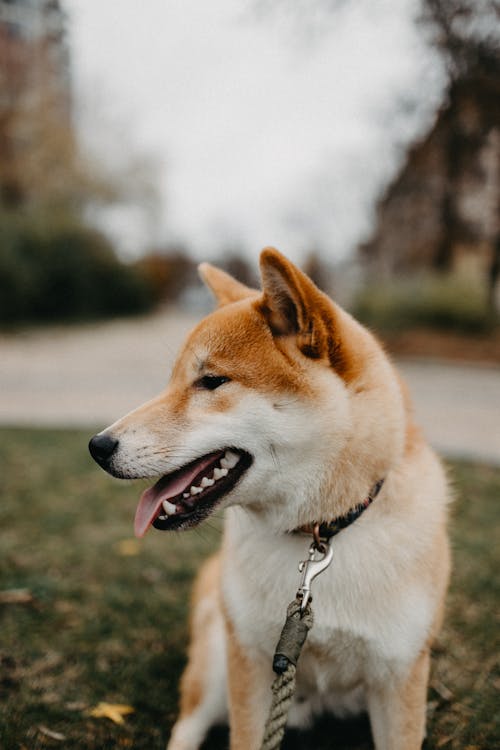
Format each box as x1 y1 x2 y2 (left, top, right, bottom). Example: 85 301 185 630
166 717 205 750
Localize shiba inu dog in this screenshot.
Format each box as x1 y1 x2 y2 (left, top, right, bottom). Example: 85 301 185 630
89 249 451 750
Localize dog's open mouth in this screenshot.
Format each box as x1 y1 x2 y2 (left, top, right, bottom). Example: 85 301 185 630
134 449 252 537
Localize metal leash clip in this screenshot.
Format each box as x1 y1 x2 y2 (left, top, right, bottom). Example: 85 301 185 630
296 539 334 612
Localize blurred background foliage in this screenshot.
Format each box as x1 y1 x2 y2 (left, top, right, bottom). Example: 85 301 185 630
0 0 498 340
358 0 500 336
0 211 152 323
353 270 493 334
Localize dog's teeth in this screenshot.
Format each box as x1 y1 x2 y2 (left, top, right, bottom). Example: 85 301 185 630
213 467 228 480
162 499 177 516
183 492 190 498
190 485 203 495
201 476 215 487
222 450 240 469
158 514 167 521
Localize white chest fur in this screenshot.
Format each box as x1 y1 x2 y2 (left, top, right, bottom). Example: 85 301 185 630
221 504 435 702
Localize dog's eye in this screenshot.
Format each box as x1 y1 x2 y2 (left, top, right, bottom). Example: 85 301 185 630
196 375 231 391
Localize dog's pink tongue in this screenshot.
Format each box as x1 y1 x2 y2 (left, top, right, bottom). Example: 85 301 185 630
134 480 184 539
134 452 221 538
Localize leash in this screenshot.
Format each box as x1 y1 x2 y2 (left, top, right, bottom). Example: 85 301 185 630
259 479 384 750
260 538 332 750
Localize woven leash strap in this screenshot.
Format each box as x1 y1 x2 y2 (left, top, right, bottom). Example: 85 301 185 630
260 599 314 750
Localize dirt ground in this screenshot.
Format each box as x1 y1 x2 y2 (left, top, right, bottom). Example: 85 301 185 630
0 309 499 465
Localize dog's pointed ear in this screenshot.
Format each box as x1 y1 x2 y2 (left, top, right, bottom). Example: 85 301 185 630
258 247 359 377
198 263 256 307
258 247 324 339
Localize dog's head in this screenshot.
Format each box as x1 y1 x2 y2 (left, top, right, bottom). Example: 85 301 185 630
89 248 405 537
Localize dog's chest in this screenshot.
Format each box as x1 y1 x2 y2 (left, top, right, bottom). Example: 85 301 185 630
222 522 432 687
225 575 384 690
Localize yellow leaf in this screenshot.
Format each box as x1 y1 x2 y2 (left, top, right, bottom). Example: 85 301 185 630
89 702 135 724
114 539 141 556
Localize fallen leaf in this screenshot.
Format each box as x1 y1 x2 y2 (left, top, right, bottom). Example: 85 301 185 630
0 589 33 604
89 702 135 724
432 679 453 702
114 539 140 557
436 736 453 748
38 725 66 741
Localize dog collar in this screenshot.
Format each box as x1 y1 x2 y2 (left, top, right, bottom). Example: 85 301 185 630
293 478 384 543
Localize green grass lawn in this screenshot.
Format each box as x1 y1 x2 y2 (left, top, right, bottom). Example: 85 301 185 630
0 428 498 749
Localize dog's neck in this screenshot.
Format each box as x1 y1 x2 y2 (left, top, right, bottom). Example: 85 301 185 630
227 475 386 543
291 478 385 540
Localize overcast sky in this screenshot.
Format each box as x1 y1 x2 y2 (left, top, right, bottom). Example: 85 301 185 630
67 0 445 263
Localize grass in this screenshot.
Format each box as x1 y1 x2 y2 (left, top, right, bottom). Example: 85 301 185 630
0 428 498 749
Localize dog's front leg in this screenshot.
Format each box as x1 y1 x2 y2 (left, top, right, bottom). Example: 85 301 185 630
225 616 273 750
367 647 430 750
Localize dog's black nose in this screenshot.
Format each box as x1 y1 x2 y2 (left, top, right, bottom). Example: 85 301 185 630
88 433 119 466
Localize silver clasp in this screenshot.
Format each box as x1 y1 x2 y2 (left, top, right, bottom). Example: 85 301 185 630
296 541 334 612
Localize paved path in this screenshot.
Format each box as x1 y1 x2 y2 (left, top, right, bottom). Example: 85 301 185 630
1 311 499 464
396 359 499 465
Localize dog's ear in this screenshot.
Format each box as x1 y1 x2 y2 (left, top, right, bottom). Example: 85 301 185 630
257 247 334 359
258 247 320 334
198 263 256 307
258 247 361 377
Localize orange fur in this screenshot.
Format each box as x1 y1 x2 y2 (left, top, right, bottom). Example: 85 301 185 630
178 555 221 717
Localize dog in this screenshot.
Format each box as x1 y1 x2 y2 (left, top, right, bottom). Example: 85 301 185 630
89 248 451 750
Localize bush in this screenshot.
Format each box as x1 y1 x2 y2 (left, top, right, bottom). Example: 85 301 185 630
133 250 196 304
0 212 153 325
353 272 495 334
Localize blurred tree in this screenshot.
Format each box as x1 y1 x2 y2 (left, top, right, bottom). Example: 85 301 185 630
134 250 197 305
0 1 159 220
361 0 500 317
0 1 161 324
303 250 332 293
421 0 500 312
0 0 71 209
421 0 499 82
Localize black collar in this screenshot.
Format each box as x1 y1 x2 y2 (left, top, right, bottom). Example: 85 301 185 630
293 478 384 542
